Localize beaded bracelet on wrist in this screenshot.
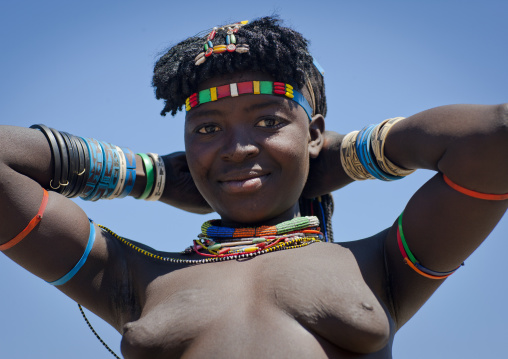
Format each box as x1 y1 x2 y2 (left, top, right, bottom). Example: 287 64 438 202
340 117 416 181
29 124 170 201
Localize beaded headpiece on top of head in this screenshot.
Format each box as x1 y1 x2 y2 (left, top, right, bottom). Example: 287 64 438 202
186 20 316 122
194 21 250 66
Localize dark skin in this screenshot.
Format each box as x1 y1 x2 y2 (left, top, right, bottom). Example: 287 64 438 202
0 69 507 357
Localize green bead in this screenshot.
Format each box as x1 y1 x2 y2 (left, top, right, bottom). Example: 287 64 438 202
204 43 209 51
208 243 222 251
230 34 236 44
259 81 273 94
199 89 212 104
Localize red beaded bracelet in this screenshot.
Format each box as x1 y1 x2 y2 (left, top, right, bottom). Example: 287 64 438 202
0 188 49 251
443 174 508 200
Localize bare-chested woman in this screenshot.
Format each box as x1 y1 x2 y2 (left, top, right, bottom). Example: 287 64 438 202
1 17 507 358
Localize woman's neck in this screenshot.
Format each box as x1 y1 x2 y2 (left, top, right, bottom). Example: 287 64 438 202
219 203 301 228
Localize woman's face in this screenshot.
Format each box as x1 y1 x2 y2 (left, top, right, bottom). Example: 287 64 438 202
184 72 322 226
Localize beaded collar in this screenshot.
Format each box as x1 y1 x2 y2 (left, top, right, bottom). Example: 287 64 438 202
98 216 323 265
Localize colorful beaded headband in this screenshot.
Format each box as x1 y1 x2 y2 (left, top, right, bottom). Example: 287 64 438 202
184 81 314 121
195 21 249 66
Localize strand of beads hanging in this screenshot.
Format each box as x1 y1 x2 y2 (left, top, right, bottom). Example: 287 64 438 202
194 20 249 66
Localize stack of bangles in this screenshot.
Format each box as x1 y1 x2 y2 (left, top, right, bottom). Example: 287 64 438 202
340 117 416 181
29 124 166 201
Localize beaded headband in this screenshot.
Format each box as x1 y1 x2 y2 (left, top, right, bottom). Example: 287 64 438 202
184 80 314 121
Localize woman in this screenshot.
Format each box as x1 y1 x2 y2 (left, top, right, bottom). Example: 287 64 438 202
1 16 507 358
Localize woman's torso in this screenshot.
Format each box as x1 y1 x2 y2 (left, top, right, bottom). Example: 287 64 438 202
119 233 395 359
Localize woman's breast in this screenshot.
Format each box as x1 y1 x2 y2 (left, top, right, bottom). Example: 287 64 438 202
121 242 392 358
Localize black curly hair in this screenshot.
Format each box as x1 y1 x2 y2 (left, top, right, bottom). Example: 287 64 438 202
152 16 326 117
152 16 334 241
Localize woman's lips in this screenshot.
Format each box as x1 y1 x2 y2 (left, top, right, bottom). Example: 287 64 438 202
219 173 269 193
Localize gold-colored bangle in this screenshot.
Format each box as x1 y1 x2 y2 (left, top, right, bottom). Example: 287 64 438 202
340 130 375 181
374 117 416 177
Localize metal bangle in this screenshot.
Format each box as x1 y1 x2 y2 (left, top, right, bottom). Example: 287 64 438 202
50 128 70 193
30 124 62 190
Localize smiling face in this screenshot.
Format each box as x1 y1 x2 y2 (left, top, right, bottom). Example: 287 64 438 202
184 72 323 227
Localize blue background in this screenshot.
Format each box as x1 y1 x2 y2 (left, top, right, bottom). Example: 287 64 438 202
1 0 507 358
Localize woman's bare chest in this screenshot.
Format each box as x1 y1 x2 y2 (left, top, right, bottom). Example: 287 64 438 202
121 243 392 358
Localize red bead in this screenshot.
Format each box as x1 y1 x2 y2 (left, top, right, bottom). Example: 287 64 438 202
226 44 236 52
189 93 197 101
274 89 286 95
237 81 253 94
208 30 216 40
205 48 213 57
218 248 230 255
274 82 285 87
216 84 231 99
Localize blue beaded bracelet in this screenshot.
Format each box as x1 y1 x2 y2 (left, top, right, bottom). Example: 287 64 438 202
357 125 401 181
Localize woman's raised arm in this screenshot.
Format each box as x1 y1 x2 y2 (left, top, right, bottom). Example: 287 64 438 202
381 104 508 327
0 125 131 331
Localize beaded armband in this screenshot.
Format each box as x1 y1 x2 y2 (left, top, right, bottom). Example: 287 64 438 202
397 212 461 280
0 188 49 251
443 174 508 200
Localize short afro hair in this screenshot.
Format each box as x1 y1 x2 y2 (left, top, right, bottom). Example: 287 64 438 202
152 16 326 117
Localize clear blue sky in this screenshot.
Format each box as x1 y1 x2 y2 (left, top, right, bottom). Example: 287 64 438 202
1 0 507 358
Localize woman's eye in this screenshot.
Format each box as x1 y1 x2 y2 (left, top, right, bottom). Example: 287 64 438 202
256 117 284 128
197 124 221 134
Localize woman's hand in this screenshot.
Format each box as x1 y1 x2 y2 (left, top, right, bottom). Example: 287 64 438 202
302 131 354 198
159 152 213 214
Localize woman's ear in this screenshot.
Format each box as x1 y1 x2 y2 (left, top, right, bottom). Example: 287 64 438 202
308 114 325 158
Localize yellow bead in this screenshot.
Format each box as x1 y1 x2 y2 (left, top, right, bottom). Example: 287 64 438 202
210 87 217 101
285 92 294 99
253 81 260 94
244 247 258 253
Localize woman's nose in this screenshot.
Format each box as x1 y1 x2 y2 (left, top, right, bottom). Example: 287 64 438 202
220 130 259 162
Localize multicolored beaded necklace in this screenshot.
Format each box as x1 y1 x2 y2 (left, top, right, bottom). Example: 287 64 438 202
97 216 323 265
82 216 324 359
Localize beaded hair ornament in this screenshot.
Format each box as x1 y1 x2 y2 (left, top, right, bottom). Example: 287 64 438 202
194 20 250 66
